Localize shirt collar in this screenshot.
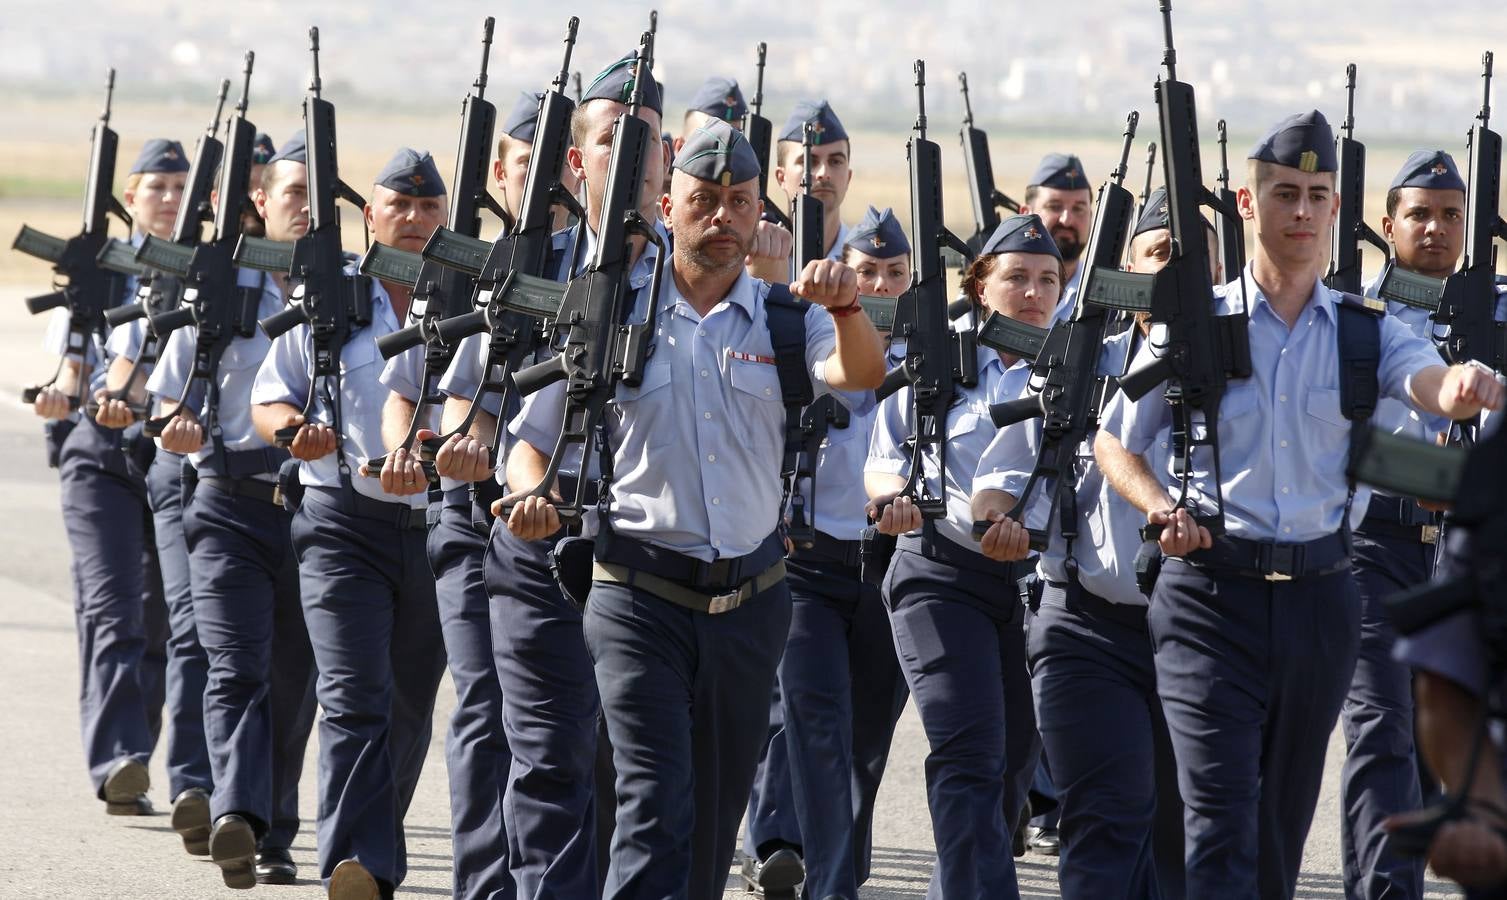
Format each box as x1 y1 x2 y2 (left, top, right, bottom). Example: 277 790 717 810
1235 263 1336 324
579 219 669 291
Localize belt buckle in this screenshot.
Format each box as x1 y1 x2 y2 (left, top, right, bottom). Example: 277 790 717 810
271 484 284 508
1420 525 1440 545
707 590 742 615
1263 571 1294 583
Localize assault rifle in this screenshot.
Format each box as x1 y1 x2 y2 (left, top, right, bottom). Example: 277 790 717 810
93 78 231 421
888 59 978 519
1326 65 1389 295
503 30 668 526
1092 0 1252 539
1136 141 1157 219
970 111 1142 551
391 16 585 475
959 71 1022 255
745 42 791 230
360 17 505 476
16 69 132 410
133 53 268 440
1214 120 1246 283
791 122 825 276
243 27 372 452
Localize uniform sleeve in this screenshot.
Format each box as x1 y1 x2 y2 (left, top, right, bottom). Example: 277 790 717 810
145 324 195 401
507 379 566 456
378 346 424 403
973 418 1039 496
1379 315 1450 404
1110 341 1172 456
104 318 146 362
864 389 911 478
803 303 869 411
1394 610 1490 697
250 325 312 409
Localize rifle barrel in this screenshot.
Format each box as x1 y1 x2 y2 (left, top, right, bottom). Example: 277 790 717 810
555 17 579 91
960 72 974 126
308 27 322 96
102 68 116 124
236 52 254 114
475 17 495 97
914 60 927 139
1112 111 1138 184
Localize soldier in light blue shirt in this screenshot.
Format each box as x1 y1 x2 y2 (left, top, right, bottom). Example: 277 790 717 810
503 117 885 900
1339 149 1467 900
1022 152 1093 327
249 146 450 900
775 100 853 263
970 194 1203 899
29 138 188 820
1095 111 1503 899
743 206 913 899
864 213 1055 900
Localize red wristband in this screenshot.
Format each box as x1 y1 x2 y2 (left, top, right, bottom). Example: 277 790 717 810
828 299 864 318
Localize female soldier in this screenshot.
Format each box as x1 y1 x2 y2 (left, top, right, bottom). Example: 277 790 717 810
864 213 1060 899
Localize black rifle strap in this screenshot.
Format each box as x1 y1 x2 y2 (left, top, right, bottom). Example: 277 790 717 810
1336 291 1383 546
764 285 816 514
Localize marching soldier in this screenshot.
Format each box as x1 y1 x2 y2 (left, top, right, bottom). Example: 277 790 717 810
775 100 853 260
677 75 747 150
250 147 450 900
504 118 885 900
145 133 318 888
865 213 1058 898
1095 111 1502 898
1021 152 1093 321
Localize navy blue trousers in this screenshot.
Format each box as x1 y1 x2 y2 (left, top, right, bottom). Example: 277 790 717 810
1029 581 1184 900
183 478 316 850
747 552 908 899
145 452 213 799
587 575 792 900
292 488 447 890
1341 530 1433 900
485 523 614 900
429 496 514 900
743 677 800 860
57 417 168 796
1150 559 1360 900
883 547 1037 900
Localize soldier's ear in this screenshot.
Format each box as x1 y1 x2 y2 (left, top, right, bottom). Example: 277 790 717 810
1236 186 1256 222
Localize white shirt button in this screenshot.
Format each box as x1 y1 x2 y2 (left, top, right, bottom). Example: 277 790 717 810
700 369 709 378
1279 394 1288 403
764 387 773 396
704 412 713 420
1280 440 1289 448
707 453 716 463
1283 526 1293 534
711 497 721 505
1281 486 1290 494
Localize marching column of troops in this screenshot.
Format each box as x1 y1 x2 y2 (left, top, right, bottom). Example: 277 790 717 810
19 12 1507 900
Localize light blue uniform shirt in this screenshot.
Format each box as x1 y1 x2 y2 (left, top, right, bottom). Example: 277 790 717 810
866 345 1034 551
975 329 1163 606
43 232 144 397
799 344 904 543
1116 265 1445 543
147 268 283 480
512 263 853 562
825 223 851 262
1052 262 1084 324
251 276 426 508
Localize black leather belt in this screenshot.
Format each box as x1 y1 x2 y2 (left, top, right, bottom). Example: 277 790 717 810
1045 579 1149 629
305 486 429 531
1187 532 1352 581
791 532 863 569
898 530 1033 583
596 528 785 594
1357 494 1440 545
198 475 282 508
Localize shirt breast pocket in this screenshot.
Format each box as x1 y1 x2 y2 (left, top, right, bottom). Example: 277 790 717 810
220 331 271 373
612 359 675 450
730 359 787 456
1304 385 1354 472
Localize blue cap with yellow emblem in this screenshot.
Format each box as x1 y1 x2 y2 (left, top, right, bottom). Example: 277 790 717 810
778 100 848 144
1249 110 1337 173
845 206 910 260
502 92 545 142
1028 153 1090 191
582 51 663 116
981 213 1062 259
375 148 446 198
251 132 276 165
1389 149 1466 193
688 76 747 123
268 132 307 166
129 139 190 175
673 119 760 187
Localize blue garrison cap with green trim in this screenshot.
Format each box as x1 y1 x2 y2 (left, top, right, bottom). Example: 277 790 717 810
268 132 306 165
502 92 545 142
688 76 747 122
778 99 847 144
251 132 276 165
582 52 662 116
673 119 760 186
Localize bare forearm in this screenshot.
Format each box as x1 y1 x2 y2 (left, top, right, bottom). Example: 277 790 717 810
1095 429 1174 514
825 315 886 391
504 440 553 497
1416 671 1504 801
971 488 1019 522
865 472 905 502
381 392 418 451
440 396 498 444
104 355 149 405
252 403 302 445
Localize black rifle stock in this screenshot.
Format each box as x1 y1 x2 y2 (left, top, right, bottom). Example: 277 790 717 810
972 111 1141 551
1103 1 1252 540
889 60 978 519
507 30 668 527
1326 65 1389 295
362 17 503 478
15 69 132 409
745 42 791 230
252 27 371 451
959 72 1021 255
